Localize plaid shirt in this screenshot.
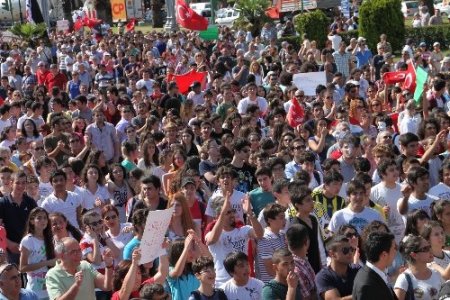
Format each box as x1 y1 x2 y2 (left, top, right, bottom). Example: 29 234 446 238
332 51 351 78
293 253 316 298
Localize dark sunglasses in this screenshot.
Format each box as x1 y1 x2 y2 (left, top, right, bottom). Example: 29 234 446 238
341 246 355 255
345 232 358 239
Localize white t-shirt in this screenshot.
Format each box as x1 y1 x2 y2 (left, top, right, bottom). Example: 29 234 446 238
220 277 264 300
106 223 133 265
398 193 438 217
19 234 48 299
206 226 253 286
394 269 444 300
370 182 405 244
328 207 384 234
428 182 450 201
38 180 53 200
82 184 111 211
41 191 83 229
237 96 268 115
430 250 450 269
206 189 245 222
0 119 11 134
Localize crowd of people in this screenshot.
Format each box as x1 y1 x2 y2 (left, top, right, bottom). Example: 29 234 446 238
1 11 450 300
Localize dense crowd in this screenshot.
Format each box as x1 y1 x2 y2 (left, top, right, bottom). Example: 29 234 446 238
1 15 450 300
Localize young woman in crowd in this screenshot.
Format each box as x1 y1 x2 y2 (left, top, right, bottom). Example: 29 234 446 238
49 212 83 242
137 139 159 177
107 163 134 222
19 207 56 299
82 164 110 212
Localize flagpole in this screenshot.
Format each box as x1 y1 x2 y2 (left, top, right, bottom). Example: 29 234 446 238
163 0 178 31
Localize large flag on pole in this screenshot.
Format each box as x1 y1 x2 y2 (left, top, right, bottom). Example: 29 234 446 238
176 0 208 31
414 66 428 104
26 0 44 23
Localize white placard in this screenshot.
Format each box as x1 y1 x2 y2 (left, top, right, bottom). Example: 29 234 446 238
139 206 174 264
292 72 327 96
56 20 70 33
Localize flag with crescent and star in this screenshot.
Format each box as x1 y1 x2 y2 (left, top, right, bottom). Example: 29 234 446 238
175 0 208 31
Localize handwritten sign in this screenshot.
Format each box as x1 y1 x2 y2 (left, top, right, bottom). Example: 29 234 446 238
139 207 174 264
292 72 327 96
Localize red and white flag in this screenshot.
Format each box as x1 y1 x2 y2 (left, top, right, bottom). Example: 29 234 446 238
176 0 208 31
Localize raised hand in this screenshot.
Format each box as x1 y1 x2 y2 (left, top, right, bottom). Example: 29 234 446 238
74 271 83 287
286 271 298 288
131 248 141 265
102 247 114 266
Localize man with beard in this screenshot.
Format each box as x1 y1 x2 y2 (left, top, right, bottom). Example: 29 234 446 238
205 191 263 287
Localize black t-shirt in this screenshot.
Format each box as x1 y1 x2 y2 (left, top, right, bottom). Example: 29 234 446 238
128 197 168 222
373 54 385 81
232 163 256 194
0 194 37 243
315 264 360 299
293 216 323 274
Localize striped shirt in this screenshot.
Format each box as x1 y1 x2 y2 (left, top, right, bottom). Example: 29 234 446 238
256 229 286 283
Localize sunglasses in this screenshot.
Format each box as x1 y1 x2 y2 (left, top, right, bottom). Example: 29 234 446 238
104 214 118 221
341 246 355 255
345 232 358 239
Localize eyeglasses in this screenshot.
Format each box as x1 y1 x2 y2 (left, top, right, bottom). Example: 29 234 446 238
90 220 103 227
416 245 432 253
340 246 355 255
104 214 118 221
345 232 358 239
371 103 381 107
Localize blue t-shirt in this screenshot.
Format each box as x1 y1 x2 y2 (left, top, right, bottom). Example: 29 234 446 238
123 237 141 260
167 267 200 300
0 288 38 300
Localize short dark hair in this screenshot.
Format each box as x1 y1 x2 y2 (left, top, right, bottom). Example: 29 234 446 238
353 172 372 185
291 187 312 208
323 170 343 185
141 175 161 189
286 223 309 251
378 158 397 178
322 158 340 172
346 180 366 196
272 248 292 264
298 151 316 164
263 203 286 224
399 132 419 147
364 231 395 263
223 251 248 276
192 256 214 274
273 179 289 193
255 167 272 178
233 138 250 152
325 235 350 252
216 166 238 179
407 166 429 185
50 169 67 183
139 283 166 299
354 157 371 173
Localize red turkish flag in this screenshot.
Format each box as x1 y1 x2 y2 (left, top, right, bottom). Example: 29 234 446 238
126 18 136 32
174 70 207 94
265 6 279 19
402 62 416 92
176 0 208 31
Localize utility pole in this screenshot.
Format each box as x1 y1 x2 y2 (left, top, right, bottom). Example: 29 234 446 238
18 0 23 22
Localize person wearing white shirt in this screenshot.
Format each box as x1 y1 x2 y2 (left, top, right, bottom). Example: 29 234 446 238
329 180 384 234
40 170 83 229
237 82 268 116
428 162 450 200
399 100 421 135
221 251 264 300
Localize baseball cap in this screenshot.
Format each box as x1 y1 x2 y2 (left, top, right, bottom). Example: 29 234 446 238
419 42 427 47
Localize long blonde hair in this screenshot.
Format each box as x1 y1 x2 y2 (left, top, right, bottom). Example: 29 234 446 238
169 192 196 236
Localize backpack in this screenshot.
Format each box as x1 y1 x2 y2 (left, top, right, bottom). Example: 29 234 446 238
190 288 228 300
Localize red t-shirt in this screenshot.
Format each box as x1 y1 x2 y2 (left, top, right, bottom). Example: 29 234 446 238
44 72 68 91
111 290 140 300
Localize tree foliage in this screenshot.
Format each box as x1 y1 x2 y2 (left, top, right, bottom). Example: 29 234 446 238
359 0 405 52
293 10 329 48
9 23 47 44
231 0 271 36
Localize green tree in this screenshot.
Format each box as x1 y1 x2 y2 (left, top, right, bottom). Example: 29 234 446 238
151 0 165 27
359 0 405 52
231 0 271 36
293 10 329 48
9 23 47 45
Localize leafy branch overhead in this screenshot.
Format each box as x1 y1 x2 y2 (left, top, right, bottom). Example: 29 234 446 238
9 23 47 43
229 0 271 35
